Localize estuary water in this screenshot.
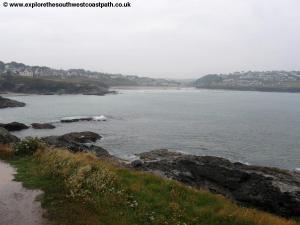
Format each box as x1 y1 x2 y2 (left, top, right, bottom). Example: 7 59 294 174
1 88 300 170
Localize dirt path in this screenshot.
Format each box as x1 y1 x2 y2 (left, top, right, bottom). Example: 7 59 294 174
0 160 47 225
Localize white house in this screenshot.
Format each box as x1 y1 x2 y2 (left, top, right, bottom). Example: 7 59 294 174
19 69 34 77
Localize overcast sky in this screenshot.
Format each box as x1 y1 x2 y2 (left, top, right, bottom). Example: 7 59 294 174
0 0 300 78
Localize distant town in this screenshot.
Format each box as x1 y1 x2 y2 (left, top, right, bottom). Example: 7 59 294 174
2 60 300 93
0 61 180 87
194 71 300 92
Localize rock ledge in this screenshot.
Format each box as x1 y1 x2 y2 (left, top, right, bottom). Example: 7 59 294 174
0 96 25 109
132 149 300 217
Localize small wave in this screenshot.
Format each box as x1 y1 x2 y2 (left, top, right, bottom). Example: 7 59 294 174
236 160 251 165
93 115 107 121
295 168 300 172
122 154 140 162
60 115 107 123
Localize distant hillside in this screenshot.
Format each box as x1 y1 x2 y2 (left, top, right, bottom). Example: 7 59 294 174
0 61 180 87
0 75 110 95
194 71 300 92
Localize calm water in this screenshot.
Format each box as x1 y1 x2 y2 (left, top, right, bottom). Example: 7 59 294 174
1 89 300 170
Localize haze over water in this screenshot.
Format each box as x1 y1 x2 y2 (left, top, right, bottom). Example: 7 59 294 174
1 89 300 170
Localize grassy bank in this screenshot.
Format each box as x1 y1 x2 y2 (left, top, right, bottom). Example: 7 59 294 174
0 143 298 225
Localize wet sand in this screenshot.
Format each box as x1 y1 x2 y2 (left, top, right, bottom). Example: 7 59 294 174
0 160 47 225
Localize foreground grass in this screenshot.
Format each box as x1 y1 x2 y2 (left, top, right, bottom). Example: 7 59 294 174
1 145 298 225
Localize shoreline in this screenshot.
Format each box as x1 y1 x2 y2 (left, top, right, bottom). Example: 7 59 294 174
4 86 300 96
195 86 300 94
1 128 300 219
131 149 300 218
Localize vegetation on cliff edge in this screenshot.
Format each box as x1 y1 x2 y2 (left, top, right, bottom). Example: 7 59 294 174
0 143 298 225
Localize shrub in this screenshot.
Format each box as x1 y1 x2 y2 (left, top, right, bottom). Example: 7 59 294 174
14 137 42 156
35 149 120 202
0 144 14 159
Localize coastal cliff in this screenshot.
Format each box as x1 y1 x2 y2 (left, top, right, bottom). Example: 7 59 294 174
0 76 111 95
132 149 300 217
0 130 299 225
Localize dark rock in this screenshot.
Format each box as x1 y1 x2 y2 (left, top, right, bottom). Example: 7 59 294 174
31 123 56 129
42 131 101 148
0 128 19 144
136 150 300 217
131 160 143 168
0 122 29 131
0 96 25 109
42 131 109 156
139 149 183 161
41 135 61 147
61 117 93 123
60 131 101 143
88 145 109 156
60 116 106 123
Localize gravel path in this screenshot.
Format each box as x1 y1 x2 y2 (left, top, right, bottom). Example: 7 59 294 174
0 160 47 225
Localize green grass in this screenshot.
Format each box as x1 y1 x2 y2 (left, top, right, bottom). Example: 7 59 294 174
2 147 298 225
9 156 105 225
115 169 250 225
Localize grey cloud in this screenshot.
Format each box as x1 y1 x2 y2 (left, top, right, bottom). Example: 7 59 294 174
0 0 299 78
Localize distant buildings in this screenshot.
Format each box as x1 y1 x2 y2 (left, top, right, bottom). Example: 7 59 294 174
195 71 300 90
19 69 34 77
0 60 180 87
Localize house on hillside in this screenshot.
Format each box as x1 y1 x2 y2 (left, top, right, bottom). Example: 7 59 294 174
19 69 34 77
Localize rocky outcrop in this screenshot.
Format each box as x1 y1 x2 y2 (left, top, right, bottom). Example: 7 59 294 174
31 123 55 129
132 149 300 217
58 132 102 143
0 96 25 109
87 145 110 157
42 131 109 156
0 128 19 144
0 122 29 131
61 118 93 123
